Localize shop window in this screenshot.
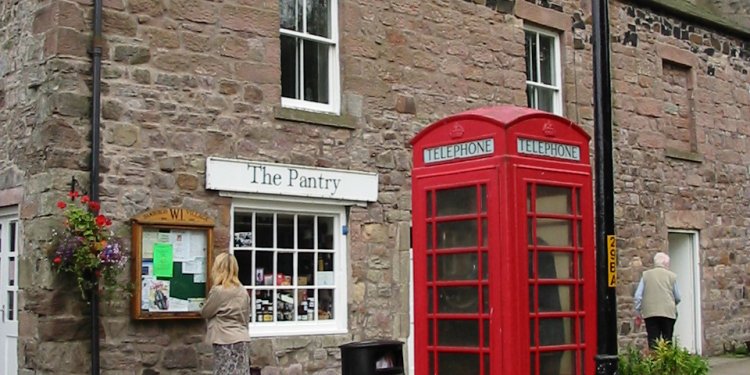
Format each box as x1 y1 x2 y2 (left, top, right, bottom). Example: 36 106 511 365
280 0 340 114
232 201 347 337
524 26 562 115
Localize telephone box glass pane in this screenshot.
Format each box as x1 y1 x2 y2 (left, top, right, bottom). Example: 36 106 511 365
438 353 480 374
482 219 488 246
538 285 574 312
436 253 478 281
530 353 536 375
535 218 572 247
536 186 572 214
539 318 574 345
537 252 573 279
437 286 478 313
436 186 477 216
437 319 479 346
481 185 487 213
481 252 488 280
436 220 478 248
541 350 576 375
427 223 433 249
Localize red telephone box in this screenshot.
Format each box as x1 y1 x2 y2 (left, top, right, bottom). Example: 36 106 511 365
410 106 596 375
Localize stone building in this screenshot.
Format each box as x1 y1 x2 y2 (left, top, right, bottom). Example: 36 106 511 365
0 0 748 374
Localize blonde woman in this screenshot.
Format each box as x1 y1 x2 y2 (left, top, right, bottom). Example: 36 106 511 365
201 252 251 374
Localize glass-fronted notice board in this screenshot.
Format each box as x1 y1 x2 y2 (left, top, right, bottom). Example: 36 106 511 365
131 208 214 320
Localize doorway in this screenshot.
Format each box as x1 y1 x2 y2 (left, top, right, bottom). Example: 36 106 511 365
668 230 702 354
0 206 19 375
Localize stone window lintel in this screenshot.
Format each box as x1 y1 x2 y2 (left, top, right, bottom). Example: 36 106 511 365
274 106 356 129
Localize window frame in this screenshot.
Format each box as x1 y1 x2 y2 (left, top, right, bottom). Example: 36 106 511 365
524 25 563 115
279 0 341 115
231 199 348 337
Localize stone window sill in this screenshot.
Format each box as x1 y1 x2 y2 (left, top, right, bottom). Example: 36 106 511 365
274 106 356 129
665 148 703 163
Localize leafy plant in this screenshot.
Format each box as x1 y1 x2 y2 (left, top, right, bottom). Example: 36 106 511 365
48 190 129 299
619 339 709 375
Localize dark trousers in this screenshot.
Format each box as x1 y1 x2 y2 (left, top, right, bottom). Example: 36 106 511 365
644 316 676 349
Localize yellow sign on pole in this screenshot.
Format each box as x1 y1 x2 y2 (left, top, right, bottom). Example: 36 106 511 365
607 235 616 287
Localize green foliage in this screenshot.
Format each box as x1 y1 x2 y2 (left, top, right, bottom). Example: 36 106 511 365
619 339 709 375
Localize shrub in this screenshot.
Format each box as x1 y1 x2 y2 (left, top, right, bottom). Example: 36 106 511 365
618 339 709 375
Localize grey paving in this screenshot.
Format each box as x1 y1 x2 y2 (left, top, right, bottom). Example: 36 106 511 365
708 356 750 375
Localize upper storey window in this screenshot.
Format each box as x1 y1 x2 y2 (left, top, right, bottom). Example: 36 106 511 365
280 0 340 114
524 26 562 115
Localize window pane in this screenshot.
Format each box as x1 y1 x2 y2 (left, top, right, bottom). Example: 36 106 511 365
279 0 301 31
298 215 315 249
10 221 16 252
8 256 15 286
281 35 299 99
7 291 14 320
297 289 314 320
538 87 555 113
277 214 294 249
298 253 314 285
525 31 537 82
255 251 274 286
277 252 293 285
303 40 330 104
317 216 334 249
306 0 330 38
234 211 253 248
235 250 254 285
318 289 333 319
317 252 334 285
278 289 294 321
436 186 478 216
255 290 273 322
256 213 274 247
539 34 556 85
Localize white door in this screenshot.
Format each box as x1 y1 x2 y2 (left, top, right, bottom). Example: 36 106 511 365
0 207 19 375
668 230 702 354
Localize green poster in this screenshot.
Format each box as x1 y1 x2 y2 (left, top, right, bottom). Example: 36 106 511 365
153 243 174 278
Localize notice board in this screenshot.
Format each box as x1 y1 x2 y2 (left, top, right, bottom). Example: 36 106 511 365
131 208 214 320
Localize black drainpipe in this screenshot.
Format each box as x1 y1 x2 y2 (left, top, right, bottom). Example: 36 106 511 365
592 0 618 374
89 0 103 374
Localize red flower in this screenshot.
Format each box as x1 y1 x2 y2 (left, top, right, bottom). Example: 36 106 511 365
81 195 90 204
88 201 101 212
105 218 112 226
57 201 67 209
53 257 62 264
68 191 79 200
95 215 107 227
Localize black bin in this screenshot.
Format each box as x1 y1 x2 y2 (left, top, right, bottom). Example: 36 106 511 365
340 339 405 375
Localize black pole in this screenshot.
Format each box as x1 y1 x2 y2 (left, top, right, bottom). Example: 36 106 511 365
592 0 618 374
90 0 103 374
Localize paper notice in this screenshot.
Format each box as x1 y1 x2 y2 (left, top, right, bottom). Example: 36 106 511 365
193 273 206 283
142 231 158 259
183 257 205 274
153 243 174 278
190 232 206 258
168 298 189 312
171 230 191 261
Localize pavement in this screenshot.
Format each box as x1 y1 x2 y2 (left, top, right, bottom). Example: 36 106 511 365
708 356 750 375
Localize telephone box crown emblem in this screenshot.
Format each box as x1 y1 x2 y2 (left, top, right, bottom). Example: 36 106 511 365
449 124 465 139
542 122 556 137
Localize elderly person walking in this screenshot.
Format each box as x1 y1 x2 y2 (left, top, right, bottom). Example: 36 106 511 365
634 252 681 349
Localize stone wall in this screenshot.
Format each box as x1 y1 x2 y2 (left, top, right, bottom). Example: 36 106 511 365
608 1 750 353
1 0 749 373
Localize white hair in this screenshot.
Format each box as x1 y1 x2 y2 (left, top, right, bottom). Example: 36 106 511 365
654 252 670 268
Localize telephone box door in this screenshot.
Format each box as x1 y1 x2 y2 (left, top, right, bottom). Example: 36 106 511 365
413 167 500 375
514 166 596 375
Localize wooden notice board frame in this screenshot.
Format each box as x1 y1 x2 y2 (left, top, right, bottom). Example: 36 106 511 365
131 208 214 320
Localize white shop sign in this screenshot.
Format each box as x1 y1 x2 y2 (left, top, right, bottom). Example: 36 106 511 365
517 138 581 161
205 157 378 202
